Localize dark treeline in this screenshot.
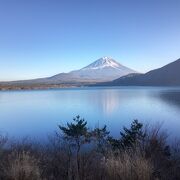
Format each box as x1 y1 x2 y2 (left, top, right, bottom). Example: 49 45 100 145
0 116 180 180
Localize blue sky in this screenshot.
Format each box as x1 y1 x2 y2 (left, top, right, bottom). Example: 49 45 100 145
0 0 180 81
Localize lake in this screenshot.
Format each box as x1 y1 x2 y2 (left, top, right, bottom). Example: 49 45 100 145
0 87 180 141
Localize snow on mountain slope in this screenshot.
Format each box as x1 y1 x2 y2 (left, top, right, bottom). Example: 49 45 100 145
49 57 137 83
82 57 122 70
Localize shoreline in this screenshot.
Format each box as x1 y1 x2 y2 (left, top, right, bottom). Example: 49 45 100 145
0 84 81 91
1 85 180 91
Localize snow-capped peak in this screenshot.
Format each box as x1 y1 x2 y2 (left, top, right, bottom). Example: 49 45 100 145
82 57 122 70
51 56 137 82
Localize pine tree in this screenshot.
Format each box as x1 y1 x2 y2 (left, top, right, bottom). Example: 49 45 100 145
120 119 145 148
92 125 109 153
58 115 90 180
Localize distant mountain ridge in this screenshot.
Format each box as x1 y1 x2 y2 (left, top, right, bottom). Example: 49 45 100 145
1 56 179 90
96 58 180 86
0 57 137 88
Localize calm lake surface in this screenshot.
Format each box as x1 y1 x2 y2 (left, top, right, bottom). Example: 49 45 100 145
0 87 180 140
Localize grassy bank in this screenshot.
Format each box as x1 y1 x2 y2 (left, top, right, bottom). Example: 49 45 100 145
0 116 179 180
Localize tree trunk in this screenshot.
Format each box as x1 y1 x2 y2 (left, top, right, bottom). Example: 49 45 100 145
76 140 81 180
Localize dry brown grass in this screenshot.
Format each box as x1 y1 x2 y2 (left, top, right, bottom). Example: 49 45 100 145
5 151 42 180
105 149 153 180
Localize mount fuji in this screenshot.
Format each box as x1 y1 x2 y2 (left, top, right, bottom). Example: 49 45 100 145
48 57 137 83
0 57 137 89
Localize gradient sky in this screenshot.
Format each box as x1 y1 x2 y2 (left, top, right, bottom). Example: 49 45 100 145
0 0 180 81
